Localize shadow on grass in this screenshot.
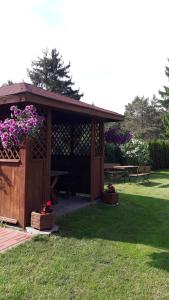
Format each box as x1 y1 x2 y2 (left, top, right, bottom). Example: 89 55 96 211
137 181 161 187
57 191 169 271
113 180 161 187
152 171 169 179
105 171 169 186
148 252 169 273
158 184 169 188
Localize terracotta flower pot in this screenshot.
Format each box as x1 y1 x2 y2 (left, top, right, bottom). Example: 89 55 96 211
31 211 55 230
103 192 119 205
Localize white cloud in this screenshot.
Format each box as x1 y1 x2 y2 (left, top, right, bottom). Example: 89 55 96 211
0 0 169 113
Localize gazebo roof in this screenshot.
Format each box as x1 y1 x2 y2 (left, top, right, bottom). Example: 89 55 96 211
0 82 123 122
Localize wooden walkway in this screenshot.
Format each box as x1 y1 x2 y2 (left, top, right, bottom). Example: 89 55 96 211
0 228 31 253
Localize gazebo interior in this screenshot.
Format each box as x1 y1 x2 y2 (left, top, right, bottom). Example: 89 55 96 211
51 110 99 203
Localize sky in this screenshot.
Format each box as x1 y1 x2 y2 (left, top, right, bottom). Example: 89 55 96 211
0 0 169 113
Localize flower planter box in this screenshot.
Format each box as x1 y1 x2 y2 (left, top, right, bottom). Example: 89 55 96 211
103 192 119 205
31 211 55 230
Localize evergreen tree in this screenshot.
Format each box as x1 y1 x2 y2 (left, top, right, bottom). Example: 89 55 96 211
122 95 164 140
162 113 169 137
159 58 169 110
147 95 165 138
1 80 14 87
159 59 169 136
27 48 83 100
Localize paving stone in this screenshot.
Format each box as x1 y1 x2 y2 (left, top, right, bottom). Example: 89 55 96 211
0 228 31 253
26 224 59 235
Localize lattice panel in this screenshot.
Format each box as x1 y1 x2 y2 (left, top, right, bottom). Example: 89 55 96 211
94 122 103 156
32 125 47 159
52 124 71 156
0 107 20 160
0 146 20 160
73 123 91 156
31 105 47 160
51 123 91 157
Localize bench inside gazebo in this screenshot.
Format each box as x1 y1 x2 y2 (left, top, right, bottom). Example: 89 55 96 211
0 83 123 228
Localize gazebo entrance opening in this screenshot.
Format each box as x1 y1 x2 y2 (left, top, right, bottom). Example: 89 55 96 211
51 111 92 203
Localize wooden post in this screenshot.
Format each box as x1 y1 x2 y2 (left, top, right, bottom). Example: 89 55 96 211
100 121 104 194
24 109 52 227
90 119 104 201
70 124 74 158
17 144 27 228
45 109 52 200
90 119 95 201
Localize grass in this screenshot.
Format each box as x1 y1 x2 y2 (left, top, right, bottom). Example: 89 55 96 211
1 171 169 299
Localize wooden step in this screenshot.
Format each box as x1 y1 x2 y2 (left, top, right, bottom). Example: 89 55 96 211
0 216 18 224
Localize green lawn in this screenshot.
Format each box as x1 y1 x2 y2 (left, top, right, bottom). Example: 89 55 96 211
1 171 169 299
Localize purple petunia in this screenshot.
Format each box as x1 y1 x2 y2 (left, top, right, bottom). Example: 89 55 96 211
0 105 44 149
105 127 132 145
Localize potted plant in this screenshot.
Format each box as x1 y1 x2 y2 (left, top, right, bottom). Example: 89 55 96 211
31 200 56 230
103 183 119 205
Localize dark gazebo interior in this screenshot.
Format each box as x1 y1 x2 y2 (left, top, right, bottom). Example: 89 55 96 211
51 110 97 196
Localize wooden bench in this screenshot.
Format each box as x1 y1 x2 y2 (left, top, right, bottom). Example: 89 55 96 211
104 163 126 182
104 163 120 170
128 166 151 182
0 216 18 225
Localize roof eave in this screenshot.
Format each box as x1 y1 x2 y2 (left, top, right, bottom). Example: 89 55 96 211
25 92 124 122
0 90 124 122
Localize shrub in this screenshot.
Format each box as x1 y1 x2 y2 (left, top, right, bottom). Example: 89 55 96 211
121 139 150 165
104 126 132 163
104 143 124 163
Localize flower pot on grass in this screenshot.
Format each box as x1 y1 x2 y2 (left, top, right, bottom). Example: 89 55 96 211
31 200 55 230
31 211 55 230
103 184 119 205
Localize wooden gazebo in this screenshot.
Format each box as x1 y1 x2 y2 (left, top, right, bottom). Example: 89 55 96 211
0 83 123 227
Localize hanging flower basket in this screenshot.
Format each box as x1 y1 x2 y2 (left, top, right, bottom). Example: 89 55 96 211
0 105 44 149
104 127 132 145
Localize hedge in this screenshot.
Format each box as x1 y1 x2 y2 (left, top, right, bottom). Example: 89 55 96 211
149 140 169 170
105 140 169 170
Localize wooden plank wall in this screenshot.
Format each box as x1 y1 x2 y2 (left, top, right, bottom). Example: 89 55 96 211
24 156 45 226
0 148 26 227
24 110 51 226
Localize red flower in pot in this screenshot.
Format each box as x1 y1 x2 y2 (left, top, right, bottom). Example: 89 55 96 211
31 200 55 230
41 200 52 215
103 183 119 205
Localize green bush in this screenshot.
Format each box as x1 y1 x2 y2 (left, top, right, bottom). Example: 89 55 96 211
104 143 124 163
104 139 169 170
121 139 150 166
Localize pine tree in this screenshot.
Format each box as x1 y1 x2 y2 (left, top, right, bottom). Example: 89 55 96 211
159 59 169 135
1 80 15 87
27 48 83 100
122 95 164 140
159 58 169 110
